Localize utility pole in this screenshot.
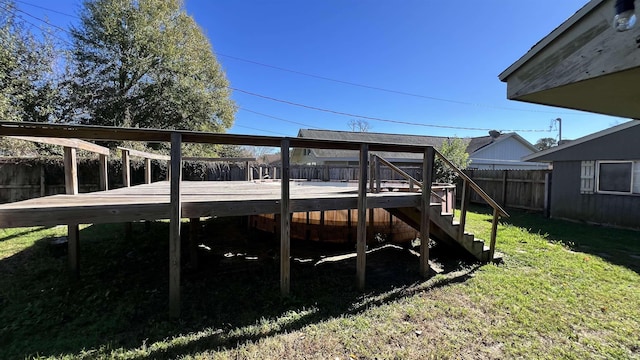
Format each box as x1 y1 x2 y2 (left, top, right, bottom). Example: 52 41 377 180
556 117 562 143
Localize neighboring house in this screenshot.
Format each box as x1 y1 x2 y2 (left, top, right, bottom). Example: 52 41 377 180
523 121 640 229
291 129 547 170
499 0 640 119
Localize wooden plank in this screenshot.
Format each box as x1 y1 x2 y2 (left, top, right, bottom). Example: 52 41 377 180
99 154 109 191
0 181 422 227
420 146 434 278
63 147 78 195
356 144 368 290
9 135 110 155
116 146 170 161
280 139 291 296
121 149 131 187
1 121 432 153
169 133 182 318
68 223 80 277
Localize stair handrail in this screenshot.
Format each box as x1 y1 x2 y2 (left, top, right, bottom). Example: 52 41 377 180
434 148 508 261
433 149 509 218
373 151 508 261
371 154 446 202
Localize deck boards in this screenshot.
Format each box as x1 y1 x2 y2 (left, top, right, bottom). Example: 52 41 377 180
0 181 422 228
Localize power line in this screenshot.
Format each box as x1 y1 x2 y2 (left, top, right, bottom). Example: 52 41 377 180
14 0 78 19
1 4 73 46
7 4 73 35
233 123 289 136
218 52 582 116
238 107 327 130
231 87 551 133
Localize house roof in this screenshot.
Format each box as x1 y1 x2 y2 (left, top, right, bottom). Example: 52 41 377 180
499 0 605 81
296 129 531 161
523 120 640 162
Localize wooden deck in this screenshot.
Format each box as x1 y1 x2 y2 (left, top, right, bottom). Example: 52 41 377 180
0 181 422 228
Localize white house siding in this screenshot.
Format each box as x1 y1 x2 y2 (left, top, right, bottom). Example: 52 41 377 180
469 137 548 170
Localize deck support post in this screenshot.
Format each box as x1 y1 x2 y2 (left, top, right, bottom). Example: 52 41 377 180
420 146 435 278
189 217 200 269
121 149 131 187
99 154 108 191
63 146 80 276
374 156 381 193
357 144 368 290
68 223 80 277
144 158 152 184
121 149 133 240
63 147 78 195
169 132 182 318
280 139 291 296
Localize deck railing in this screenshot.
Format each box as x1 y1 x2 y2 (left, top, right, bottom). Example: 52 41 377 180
369 152 509 260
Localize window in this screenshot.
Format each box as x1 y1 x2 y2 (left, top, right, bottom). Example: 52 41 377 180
595 161 640 194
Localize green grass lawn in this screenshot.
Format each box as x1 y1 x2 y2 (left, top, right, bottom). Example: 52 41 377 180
0 208 639 359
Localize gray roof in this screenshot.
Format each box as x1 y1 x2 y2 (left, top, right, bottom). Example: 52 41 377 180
523 121 640 162
297 129 509 161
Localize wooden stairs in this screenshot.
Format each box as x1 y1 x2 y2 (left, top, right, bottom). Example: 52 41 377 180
386 205 498 262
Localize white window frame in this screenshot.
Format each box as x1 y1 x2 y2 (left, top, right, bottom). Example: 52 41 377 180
595 160 634 195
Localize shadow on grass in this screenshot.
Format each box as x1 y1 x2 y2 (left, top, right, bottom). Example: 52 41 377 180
494 205 640 274
0 226 56 243
0 217 481 359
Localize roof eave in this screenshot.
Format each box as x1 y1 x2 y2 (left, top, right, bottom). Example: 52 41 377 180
499 0 606 81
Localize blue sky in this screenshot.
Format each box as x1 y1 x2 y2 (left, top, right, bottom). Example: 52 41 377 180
8 0 629 144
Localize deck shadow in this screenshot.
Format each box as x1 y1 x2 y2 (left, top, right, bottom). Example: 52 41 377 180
0 217 481 359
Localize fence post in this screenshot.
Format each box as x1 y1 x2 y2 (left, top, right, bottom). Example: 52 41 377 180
369 154 374 192
501 170 508 207
40 164 46 197
544 172 552 218
375 156 381 193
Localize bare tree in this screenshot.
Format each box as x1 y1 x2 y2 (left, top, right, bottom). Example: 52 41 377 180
348 119 371 132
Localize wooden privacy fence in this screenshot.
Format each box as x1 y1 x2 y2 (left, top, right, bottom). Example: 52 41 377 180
462 169 551 212
289 165 421 182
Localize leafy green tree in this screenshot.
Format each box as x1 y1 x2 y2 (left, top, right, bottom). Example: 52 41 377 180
0 0 58 123
434 137 470 184
67 0 235 133
534 137 557 151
